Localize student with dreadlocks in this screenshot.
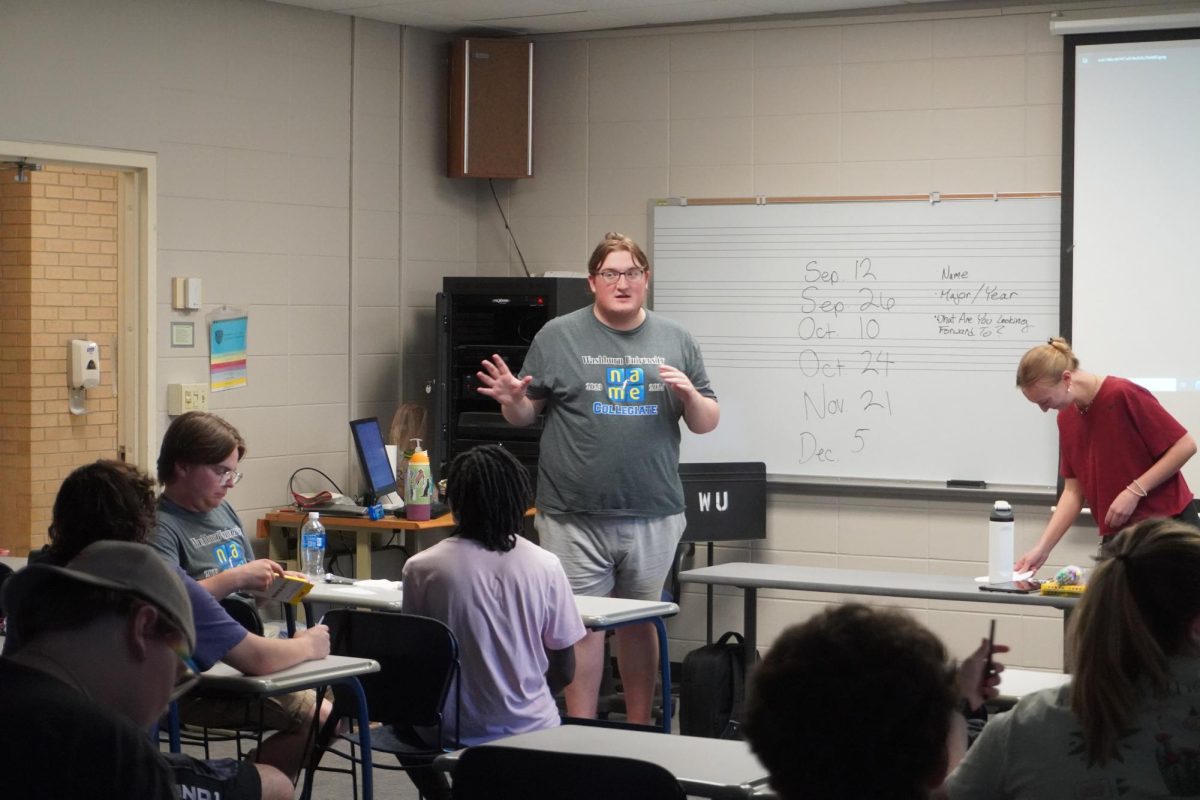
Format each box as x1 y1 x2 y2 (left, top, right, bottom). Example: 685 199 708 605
402 443 586 746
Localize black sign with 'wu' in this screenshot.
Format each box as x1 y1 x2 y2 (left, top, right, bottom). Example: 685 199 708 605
679 462 766 543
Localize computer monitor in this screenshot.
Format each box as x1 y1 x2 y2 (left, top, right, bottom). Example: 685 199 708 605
349 417 398 506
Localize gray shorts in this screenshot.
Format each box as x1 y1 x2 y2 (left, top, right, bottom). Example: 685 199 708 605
536 512 686 601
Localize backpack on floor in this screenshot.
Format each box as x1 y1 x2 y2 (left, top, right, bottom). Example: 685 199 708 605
679 630 753 739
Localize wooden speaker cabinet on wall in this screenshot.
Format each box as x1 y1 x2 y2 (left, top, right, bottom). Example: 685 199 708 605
448 38 533 179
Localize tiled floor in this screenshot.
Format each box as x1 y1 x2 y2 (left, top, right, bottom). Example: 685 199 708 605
198 736 425 799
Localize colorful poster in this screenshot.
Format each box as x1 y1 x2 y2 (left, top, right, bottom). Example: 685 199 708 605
209 316 247 391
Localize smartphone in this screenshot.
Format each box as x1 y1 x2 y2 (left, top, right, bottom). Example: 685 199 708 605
979 579 1041 594
983 619 997 676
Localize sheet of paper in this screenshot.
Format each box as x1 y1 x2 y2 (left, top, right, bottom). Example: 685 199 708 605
355 579 402 592
974 570 1034 583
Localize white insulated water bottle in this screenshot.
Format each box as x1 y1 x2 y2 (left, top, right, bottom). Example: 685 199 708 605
989 500 1014 583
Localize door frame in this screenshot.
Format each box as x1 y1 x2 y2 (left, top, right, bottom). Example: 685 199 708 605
0 139 157 469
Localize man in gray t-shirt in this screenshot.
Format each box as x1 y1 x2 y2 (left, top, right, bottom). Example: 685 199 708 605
477 232 719 726
151 411 283 602
150 411 330 783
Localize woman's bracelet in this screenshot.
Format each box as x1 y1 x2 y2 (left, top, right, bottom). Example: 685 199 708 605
1127 480 1148 498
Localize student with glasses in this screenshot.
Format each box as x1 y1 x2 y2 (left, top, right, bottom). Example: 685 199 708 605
1 540 199 799
151 410 284 598
476 232 720 726
151 413 334 783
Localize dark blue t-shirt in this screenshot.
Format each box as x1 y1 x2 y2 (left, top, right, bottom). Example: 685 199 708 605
177 565 248 671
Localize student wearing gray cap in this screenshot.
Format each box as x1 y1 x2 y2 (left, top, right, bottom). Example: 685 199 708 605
0 540 194 799
15 459 308 799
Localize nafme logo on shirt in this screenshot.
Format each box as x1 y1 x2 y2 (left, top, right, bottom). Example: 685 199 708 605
213 539 248 571
606 367 644 403
594 366 659 416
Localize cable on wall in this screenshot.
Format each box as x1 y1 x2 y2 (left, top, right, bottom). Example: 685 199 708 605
489 178 532 278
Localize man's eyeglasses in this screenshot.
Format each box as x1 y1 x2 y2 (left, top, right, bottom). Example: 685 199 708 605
595 267 647 285
169 643 201 702
207 465 243 486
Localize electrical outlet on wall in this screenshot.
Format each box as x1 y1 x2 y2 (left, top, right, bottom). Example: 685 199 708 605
167 383 210 415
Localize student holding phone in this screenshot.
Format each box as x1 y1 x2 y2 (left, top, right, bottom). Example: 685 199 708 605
1013 338 1198 573
944 518 1200 798
745 604 1006 800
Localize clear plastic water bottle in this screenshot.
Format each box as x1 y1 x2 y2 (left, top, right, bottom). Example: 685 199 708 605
300 511 326 579
989 500 1015 583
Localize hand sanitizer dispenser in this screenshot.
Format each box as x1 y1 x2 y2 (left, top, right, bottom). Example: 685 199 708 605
67 339 100 415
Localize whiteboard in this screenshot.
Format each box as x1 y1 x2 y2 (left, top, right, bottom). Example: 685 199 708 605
651 197 1061 488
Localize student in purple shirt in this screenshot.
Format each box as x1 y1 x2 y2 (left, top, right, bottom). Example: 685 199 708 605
22 459 328 798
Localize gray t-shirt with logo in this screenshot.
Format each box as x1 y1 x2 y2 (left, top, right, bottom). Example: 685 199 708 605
520 307 716 517
945 657 1200 799
151 495 252 581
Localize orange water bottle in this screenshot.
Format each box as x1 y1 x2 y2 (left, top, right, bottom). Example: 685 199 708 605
405 439 431 520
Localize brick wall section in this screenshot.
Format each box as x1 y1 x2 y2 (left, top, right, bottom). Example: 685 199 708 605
0 167 33 555
0 165 119 554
